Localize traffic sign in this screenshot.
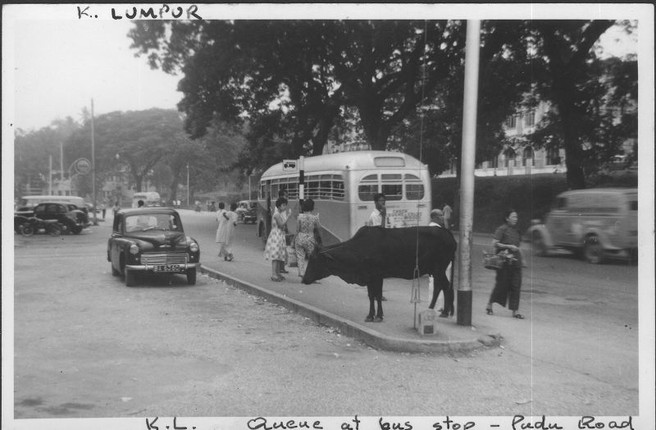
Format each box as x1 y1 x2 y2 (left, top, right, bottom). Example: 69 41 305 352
282 159 297 172
74 158 92 175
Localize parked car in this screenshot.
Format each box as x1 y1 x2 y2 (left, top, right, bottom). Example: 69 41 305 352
107 207 200 286
236 200 258 224
15 201 90 234
526 188 638 264
15 195 89 216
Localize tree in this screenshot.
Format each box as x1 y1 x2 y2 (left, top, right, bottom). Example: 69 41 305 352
527 20 616 189
14 117 80 197
67 108 189 193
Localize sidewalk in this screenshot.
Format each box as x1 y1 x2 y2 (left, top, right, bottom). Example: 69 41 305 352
197 218 503 354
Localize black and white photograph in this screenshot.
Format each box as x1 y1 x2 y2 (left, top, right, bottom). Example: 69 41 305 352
3 3 654 430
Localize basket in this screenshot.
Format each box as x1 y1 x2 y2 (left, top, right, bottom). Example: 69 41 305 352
483 251 506 270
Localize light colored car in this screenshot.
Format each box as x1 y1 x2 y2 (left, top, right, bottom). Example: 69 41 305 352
527 188 637 264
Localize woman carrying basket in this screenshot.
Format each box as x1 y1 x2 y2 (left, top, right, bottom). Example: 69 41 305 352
486 209 525 319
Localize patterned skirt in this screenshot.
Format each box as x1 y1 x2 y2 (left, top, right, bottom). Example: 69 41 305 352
264 227 287 262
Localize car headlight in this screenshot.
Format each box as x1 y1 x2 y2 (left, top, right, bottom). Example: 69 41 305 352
190 242 199 252
129 244 140 255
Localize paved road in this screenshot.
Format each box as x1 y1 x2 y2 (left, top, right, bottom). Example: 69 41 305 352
10 210 640 420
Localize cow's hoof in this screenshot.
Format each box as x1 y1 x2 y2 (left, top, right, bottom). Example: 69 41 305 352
365 316 374 322
374 316 384 322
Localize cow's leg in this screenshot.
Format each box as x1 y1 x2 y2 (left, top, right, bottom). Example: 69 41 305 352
435 270 453 317
365 285 376 322
372 277 384 322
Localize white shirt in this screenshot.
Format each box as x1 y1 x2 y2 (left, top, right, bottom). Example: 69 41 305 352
369 209 384 227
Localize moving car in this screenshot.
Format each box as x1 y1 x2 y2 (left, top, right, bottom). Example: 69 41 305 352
527 188 638 264
107 207 200 286
15 201 90 234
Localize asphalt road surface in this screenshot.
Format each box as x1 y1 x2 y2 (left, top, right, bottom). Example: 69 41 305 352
11 210 640 420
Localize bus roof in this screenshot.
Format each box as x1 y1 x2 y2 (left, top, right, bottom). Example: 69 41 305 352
261 151 427 179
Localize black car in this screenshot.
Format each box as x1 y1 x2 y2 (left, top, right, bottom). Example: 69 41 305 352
107 207 200 286
15 202 90 234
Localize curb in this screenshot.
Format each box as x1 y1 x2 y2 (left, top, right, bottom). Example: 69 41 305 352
200 265 499 354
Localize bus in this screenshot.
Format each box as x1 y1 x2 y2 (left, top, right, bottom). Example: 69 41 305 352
256 151 432 247
131 191 161 208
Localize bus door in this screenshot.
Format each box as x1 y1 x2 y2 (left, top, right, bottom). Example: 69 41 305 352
353 173 379 233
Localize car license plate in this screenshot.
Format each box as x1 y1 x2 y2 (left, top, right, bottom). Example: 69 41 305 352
154 264 184 272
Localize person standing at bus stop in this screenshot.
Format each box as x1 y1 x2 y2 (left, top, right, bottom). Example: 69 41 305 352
274 189 291 274
368 193 387 301
265 197 289 281
294 198 322 278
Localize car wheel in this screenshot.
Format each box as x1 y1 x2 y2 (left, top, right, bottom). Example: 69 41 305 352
111 262 120 276
71 225 82 235
187 268 197 285
531 231 547 256
583 235 604 264
21 225 34 237
125 268 137 287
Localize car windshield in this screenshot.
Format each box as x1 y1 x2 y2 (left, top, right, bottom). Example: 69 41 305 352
125 213 182 233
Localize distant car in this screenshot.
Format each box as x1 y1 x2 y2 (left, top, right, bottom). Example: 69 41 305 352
15 201 90 234
15 195 89 216
107 207 200 286
236 200 257 224
526 188 638 264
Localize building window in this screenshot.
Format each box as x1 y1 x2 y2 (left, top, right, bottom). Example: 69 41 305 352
523 147 535 167
526 111 535 127
505 116 517 129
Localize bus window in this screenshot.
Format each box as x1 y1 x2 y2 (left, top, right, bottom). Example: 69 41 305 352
405 174 424 200
319 175 333 200
307 175 320 200
332 175 345 200
271 179 280 200
358 174 378 201
382 174 402 201
286 180 299 200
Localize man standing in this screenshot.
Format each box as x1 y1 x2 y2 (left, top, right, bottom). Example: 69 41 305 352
368 193 387 227
368 193 387 303
428 208 454 317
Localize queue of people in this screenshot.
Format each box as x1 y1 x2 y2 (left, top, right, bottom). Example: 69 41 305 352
209 193 525 322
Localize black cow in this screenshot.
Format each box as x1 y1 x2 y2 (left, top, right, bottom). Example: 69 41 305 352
302 226 457 323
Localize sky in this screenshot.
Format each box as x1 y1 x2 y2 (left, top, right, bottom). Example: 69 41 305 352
10 17 181 131
3 4 642 133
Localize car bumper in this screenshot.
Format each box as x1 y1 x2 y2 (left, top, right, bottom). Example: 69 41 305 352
126 262 200 272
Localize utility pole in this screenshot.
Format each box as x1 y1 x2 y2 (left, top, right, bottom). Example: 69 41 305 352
91 99 98 225
49 155 53 195
457 20 481 327
186 163 190 208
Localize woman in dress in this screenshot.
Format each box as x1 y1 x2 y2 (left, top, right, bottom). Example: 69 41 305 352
264 197 289 281
215 202 232 261
221 203 239 261
294 198 322 278
486 209 525 319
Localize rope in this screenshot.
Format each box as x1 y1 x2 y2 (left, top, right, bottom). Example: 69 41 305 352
412 21 429 299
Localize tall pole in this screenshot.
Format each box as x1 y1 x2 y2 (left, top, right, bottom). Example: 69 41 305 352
91 99 98 225
248 174 252 200
457 20 481 327
186 163 190 207
60 142 64 186
49 155 53 195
